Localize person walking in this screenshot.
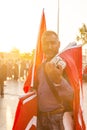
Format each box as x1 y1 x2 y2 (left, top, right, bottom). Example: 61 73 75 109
0 60 7 97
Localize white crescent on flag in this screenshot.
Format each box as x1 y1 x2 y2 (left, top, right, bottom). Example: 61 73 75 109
12 92 37 130
25 116 37 130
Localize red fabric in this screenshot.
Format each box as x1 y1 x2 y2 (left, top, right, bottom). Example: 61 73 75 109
12 9 46 130
60 46 86 130
23 9 46 93
12 92 37 130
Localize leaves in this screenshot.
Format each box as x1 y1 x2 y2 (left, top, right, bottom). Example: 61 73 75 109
76 23 87 45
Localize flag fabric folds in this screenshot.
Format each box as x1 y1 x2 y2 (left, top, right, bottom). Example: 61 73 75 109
12 92 37 130
60 45 86 130
23 8 46 93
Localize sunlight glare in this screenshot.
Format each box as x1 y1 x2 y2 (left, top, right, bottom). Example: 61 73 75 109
0 0 87 53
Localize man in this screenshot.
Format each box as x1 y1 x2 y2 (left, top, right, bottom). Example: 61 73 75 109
34 30 74 130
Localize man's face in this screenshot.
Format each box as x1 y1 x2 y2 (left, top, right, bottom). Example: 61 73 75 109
42 34 60 61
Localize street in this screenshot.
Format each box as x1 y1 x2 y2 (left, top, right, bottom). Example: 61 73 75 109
0 79 87 130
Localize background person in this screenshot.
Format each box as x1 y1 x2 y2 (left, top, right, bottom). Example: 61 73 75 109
0 60 7 97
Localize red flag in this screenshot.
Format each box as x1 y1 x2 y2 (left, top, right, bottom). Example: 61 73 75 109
23 9 46 93
60 45 86 130
12 9 46 130
12 92 37 130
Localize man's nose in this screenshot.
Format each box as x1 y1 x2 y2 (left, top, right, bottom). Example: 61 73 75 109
48 43 52 49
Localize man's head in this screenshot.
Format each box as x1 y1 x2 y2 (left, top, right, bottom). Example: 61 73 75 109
41 30 60 61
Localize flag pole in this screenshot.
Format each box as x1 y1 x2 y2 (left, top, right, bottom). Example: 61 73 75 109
57 0 59 35
31 8 46 87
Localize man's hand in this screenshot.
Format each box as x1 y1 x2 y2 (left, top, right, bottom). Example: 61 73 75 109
45 62 63 84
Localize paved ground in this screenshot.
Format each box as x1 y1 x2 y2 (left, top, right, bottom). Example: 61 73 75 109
0 79 25 130
0 79 87 130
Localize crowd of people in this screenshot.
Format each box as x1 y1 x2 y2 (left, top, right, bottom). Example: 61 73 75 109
0 58 30 98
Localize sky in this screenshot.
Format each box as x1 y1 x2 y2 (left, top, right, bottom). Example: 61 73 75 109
0 0 87 53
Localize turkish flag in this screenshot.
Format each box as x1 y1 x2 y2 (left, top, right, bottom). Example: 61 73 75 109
23 8 46 93
60 45 86 130
12 8 46 130
12 91 37 130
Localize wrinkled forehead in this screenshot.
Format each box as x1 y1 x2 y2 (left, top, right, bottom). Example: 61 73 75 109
41 31 59 42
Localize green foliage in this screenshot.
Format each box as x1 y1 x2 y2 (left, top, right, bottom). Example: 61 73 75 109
76 24 87 45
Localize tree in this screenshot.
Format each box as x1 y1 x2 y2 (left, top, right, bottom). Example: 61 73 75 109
76 24 87 45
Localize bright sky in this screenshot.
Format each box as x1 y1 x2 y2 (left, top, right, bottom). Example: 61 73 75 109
0 0 87 53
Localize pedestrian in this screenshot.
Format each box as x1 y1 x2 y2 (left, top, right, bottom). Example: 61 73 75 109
13 62 19 80
33 30 74 130
0 60 7 98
